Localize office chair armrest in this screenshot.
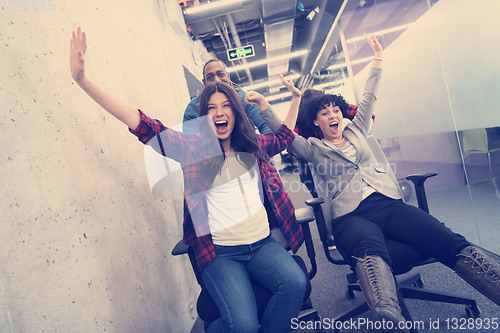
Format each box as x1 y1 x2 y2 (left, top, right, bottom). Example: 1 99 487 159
304 198 329 246
405 172 438 214
304 197 346 265
172 240 204 286
405 172 438 185
295 207 317 279
295 207 315 224
305 197 325 207
172 240 190 256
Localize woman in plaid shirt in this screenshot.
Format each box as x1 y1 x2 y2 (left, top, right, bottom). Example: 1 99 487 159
70 27 306 333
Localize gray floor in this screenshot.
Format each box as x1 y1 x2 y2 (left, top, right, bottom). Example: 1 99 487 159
191 170 500 332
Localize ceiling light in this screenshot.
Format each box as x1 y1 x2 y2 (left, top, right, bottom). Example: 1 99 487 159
227 50 309 73
326 56 373 70
183 0 249 23
306 6 319 20
243 74 301 90
266 91 293 102
346 24 412 43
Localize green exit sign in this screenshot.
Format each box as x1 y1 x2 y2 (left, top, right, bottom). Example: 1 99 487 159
227 45 255 61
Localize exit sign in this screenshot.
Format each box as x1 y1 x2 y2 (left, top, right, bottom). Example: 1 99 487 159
227 45 255 61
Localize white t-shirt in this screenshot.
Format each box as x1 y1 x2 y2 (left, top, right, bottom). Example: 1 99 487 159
206 155 269 246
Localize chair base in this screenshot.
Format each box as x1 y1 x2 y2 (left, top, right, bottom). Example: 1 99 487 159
332 272 480 333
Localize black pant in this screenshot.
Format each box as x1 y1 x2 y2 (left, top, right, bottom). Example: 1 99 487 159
332 193 470 268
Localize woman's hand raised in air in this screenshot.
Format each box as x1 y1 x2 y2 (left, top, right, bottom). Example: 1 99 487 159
70 27 87 83
247 74 301 131
277 73 301 99
68 27 141 130
245 91 270 111
364 33 383 57
364 33 383 67
277 73 301 131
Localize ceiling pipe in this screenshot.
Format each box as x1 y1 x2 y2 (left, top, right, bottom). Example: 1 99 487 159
225 13 254 84
243 74 301 90
227 49 309 73
261 0 297 77
205 35 263 52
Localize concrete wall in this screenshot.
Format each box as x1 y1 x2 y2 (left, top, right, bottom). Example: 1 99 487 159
0 1 211 332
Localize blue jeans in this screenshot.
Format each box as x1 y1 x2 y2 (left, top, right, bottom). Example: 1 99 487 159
201 235 307 333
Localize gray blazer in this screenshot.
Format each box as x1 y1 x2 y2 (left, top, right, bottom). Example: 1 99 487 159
261 67 402 220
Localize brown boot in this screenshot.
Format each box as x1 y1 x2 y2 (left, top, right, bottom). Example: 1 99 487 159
355 255 407 332
454 245 500 306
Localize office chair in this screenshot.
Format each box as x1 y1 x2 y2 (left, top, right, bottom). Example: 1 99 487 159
301 135 480 333
144 133 322 330
459 128 500 182
280 150 299 174
171 217 321 332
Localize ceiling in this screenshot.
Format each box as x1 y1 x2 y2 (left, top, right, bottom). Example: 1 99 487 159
182 0 440 102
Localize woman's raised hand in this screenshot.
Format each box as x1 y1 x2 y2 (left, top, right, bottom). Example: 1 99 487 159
245 90 265 104
67 27 140 129
277 73 301 98
70 27 87 82
245 91 270 111
364 33 383 58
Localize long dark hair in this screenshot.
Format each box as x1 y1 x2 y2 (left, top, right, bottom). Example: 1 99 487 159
198 82 266 176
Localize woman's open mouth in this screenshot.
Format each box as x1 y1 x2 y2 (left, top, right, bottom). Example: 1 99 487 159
215 120 229 135
329 121 339 130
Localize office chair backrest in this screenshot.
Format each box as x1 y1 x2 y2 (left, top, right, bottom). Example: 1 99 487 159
459 128 489 155
308 167 333 236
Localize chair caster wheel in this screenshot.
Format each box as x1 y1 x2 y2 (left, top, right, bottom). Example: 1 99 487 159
346 289 356 300
413 277 424 288
465 304 480 318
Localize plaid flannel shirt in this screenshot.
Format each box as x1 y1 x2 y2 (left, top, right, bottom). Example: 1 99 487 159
130 110 303 270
